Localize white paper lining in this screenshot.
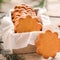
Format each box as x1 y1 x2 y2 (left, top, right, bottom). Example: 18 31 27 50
1 8 53 51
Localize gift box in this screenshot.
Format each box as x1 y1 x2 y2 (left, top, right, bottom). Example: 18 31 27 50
2 8 51 54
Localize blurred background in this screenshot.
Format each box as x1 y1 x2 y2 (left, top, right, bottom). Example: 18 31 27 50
0 0 60 16
0 0 46 12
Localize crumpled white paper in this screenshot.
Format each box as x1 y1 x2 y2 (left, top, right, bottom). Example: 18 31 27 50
2 8 51 51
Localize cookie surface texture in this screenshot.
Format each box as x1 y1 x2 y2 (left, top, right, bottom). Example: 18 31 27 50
35 30 60 59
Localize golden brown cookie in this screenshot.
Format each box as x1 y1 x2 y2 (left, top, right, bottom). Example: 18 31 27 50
14 15 42 33
11 4 36 22
35 30 60 59
11 4 42 33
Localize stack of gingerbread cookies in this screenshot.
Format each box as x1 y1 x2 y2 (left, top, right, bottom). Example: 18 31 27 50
11 4 42 33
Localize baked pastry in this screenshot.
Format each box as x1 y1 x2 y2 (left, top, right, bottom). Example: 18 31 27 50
35 30 60 59
11 4 36 23
14 4 36 16
14 15 42 33
11 4 42 33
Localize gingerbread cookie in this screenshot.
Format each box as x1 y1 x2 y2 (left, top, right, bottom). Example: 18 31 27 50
35 30 60 59
14 15 42 33
11 4 36 22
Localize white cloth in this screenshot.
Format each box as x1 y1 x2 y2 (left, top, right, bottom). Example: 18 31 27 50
2 8 51 51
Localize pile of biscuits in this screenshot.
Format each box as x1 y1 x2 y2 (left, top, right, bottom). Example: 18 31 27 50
11 4 42 33
11 4 60 59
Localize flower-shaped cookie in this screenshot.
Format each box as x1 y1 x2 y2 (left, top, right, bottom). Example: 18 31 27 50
14 15 42 33
35 30 60 59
